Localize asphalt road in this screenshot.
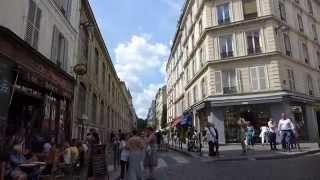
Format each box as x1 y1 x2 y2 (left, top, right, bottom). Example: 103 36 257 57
154 151 320 180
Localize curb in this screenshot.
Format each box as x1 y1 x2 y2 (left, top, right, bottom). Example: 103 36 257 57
170 146 320 162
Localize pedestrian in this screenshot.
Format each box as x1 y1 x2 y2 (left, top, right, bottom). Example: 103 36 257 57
112 134 120 169
246 122 255 149
268 118 278 151
259 125 269 145
119 135 129 180
156 131 162 152
278 113 295 151
127 130 145 180
144 127 158 180
237 118 247 155
205 123 218 156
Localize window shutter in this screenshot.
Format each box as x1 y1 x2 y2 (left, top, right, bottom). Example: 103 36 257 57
63 0 72 18
250 67 258 90
215 71 222 94
25 0 36 45
63 38 69 71
51 26 59 63
258 66 267 89
236 69 242 92
32 7 41 49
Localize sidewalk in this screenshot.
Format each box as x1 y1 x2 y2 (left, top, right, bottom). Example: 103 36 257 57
170 142 320 162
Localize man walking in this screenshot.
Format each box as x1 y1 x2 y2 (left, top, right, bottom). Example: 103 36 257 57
278 113 295 151
268 118 278 151
206 123 218 156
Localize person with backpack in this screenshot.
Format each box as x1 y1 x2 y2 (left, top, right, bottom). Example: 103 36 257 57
205 123 218 156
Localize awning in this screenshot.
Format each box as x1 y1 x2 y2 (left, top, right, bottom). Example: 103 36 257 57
170 116 182 128
181 114 192 126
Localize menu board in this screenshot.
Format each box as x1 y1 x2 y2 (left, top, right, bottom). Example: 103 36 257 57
91 144 108 177
0 57 14 160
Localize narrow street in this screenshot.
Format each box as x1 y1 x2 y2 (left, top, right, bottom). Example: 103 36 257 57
153 151 320 180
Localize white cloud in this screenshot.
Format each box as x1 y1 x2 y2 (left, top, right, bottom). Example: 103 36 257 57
114 35 169 118
160 0 184 11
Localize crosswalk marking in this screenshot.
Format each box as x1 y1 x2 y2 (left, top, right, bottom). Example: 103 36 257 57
171 155 189 164
157 158 168 169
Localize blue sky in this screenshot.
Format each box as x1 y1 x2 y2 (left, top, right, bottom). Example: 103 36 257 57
89 0 185 118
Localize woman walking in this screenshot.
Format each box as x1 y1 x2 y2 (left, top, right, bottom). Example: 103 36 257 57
238 118 247 155
127 130 145 180
144 127 158 180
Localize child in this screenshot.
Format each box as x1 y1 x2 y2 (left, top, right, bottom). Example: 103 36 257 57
119 135 129 180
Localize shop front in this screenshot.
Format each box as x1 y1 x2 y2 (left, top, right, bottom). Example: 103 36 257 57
193 93 319 144
0 26 75 151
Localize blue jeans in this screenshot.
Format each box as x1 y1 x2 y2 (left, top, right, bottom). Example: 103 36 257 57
281 130 292 150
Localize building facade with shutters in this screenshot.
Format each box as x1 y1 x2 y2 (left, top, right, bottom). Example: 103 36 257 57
155 86 167 130
0 0 79 146
166 0 320 144
72 0 137 143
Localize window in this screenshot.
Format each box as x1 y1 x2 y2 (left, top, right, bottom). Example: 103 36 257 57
53 0 72 19
80 26 89 61
95 49 99 80
51 26 68 70
246 31 261 54
217 3 230 25
318 79 320 96
297 14 304 32
306 75 314 96
199 19 203 35
219 35 233 58
192 58 196 76
222 70 237 94
25 0 41 49
283 33 291 56
287 69 296 91
100 102 104 125
301 43 309 64
193 86 198 103
307 0 313 14
279 2 286 21
191 34 195 49
250 66 268 91
243 0 258 19
186 66 189 82
78 83 86 117
312 24 318 41
199 48 205 67
92 94 97 123
102 64 106 86
201 77 207 98
295 0 299 3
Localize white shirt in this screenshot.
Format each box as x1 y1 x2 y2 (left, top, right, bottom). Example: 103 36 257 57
120 141 129 161
206 127 217 143
278 118 294 131
268 121 277 133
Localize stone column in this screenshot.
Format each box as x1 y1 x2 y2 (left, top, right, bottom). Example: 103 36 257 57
305 105 319 141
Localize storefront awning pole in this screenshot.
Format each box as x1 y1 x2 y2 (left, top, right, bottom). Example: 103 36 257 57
8 71 19 106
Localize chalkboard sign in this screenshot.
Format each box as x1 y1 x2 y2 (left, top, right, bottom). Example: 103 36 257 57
91 144 107 176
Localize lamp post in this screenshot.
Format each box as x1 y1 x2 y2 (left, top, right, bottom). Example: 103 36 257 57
73 63 87 140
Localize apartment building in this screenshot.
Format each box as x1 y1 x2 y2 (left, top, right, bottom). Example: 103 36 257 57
73 0 136 143
147 100 157 127
166 0 320 143
155 86 167 130
0 0 79 143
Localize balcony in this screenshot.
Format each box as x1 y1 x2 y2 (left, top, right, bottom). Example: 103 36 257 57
221 51 233 59
223 86 237 95
247 47 261 55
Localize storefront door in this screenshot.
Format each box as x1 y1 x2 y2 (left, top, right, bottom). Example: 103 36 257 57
225 105 270 143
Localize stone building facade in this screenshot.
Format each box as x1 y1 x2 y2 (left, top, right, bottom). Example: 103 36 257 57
73 0 136 143
166 0 320 143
